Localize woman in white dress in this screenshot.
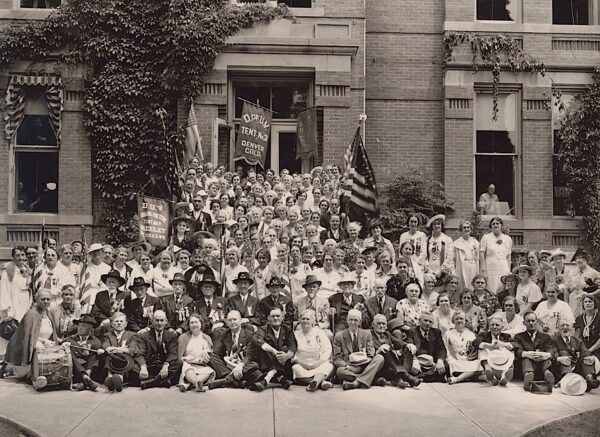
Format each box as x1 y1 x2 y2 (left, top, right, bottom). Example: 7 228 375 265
177 314 215 392
432 293 455 335
490 297 525 338
424 215 454 286
513 265 543 314
479 217 512 294
147 250 178 298
399 214 427 267
292 309 334 391
453 221 480 291
443 311 481 384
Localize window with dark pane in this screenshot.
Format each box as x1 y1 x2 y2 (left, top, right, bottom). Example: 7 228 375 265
20 0 62 8
477 0 516 21
553 0 590 24
16 151 58 213
278 0 312 7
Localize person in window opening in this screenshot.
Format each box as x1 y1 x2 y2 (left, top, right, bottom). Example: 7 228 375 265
478 184 500 215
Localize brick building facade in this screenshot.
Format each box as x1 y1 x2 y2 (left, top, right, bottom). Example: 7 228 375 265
0 0 598 257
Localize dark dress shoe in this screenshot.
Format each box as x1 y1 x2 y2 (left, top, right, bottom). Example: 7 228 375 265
112 374 123 392
375 377 387 387
306 380 319 392
280 379 293 390
342 381 358 391
406 374 422 387
252 381 267 392
586 376 600 391
104 376 115 391
83 375 99 391
393 378 409 389
208 379 228 390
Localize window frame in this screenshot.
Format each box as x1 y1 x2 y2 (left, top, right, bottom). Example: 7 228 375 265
15 0 63 9
475 0 522 24
552 0 598 25
473 87 522 219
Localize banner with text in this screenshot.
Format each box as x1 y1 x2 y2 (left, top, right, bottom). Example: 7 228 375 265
296 107 318 161
235 101 272 168
137 195 170 247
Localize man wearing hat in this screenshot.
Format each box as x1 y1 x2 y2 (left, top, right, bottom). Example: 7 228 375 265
91 270 127 333
365 278 398 322
329 273 369 334
512 311 556 392
473 317 515 386
552 320 599 391
364 219 395 265
135 310 181 389
124 277 163 332
243 307 297 391
184 247 219 301
334 309 384 390
162 273 194 334
405 311 447 382
295 275 331 336
64 314 103 391
371 314 421 388
190 193 212 233
256 277 294 331
189 272 227 334
80 243 111 312
101 312 139 391
225 272 260 330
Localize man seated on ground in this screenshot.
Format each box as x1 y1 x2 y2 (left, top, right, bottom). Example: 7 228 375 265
365 278 397 322
101 312 139 391
406 311 447 382
135 310 181 389
162 272 194 335
334 309 384 391
329 273 369 334
243 307 297 391
256 277 294 331
208 310 255 389
473 316 515 386
553 320 599 392
371 314 421 388
65 314 103 391
225 272 260 331
512 311 556 392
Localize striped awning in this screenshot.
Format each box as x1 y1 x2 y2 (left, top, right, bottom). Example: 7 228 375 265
4 74 63 144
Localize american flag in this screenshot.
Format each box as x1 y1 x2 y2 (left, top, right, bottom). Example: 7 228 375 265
184 102 203 161
77 235 94 313
30 221 46 299
348 128 379 220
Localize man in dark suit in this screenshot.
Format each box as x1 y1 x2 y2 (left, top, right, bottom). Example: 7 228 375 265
329 274 369 334
512 311 556 391
256 277 294 330
191 193 212 233
334 309 384 390
124 277 163 332
135 310 181 389
184 248 219 301
365 278 398 322
371 314 421 388
208 310 255 389
226 272 260 330
406 311 447 382
162 272 194 334
65 314 103 391
319 214 347 243
189 273 227 334
90 270 127 333
553 320 599 391
101 312 139 391
243 307 297 391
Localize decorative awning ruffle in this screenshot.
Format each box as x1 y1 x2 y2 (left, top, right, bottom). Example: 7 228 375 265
4 74 63 144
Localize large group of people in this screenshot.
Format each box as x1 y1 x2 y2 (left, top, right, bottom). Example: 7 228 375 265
0 160 599 396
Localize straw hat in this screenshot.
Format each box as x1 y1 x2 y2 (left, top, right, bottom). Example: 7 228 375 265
426 214 445 228
560 373 587 396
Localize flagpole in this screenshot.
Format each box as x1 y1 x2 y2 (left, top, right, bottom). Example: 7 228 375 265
359 113 367 146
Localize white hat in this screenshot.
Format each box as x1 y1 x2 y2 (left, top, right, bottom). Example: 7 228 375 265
487 349 514 371
539 249 553 257
88 243 104 253
551 248 567 260
417 354 435 369
348 351 370 366
560 373 587 396
426 214 445 228
337 272 356 285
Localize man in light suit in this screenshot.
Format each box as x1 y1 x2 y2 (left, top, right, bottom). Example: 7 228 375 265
334 309 385 390
512 311 556 391
364 278 398 322
225 272 260 330
208 310 255 389
135 310 181 389
553 320 599 391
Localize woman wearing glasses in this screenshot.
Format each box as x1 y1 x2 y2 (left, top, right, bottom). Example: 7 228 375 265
479 217 512 294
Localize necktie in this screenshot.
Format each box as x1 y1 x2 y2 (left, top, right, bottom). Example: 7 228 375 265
345 296 352 306
379 298 385 313
564 337 570 345
232 333 239 354
352 332 359 352
356 275 362 290
241 296 246 306
157 332 162 346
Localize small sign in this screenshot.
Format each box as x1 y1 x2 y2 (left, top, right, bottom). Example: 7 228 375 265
137 195 170 247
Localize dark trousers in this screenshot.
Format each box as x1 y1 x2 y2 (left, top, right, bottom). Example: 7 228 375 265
553 352 596 378
521 358 552 379
243 359 294 386
145 361 182 384
377 350 412 381
71 350 102 382
208 353 244 387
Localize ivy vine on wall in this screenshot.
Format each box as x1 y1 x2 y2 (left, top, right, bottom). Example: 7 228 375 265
0 0 288 244
443 32 546 120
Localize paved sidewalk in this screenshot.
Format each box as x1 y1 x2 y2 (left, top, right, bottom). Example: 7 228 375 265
1 378 599 437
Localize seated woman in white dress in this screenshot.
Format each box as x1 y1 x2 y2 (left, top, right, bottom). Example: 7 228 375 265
292 309 334 391
177 314 216 392
443 310 482 384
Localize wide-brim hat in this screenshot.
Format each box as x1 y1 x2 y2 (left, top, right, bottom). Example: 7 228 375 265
387 318 403 333
73 314 98 327
190 231 216 242
551 248 567 260
337 273 356 285
174 202 191 211
302 274 322 289
560 373 587 396
539 249 553 258
426 214 446 228
173 215 194 227
361 246 378 255
88 243 104 253
348 352 371 366
500 273 519 284
199 274 221 288
487 349 514 371
129 240 152 253
265 276 286 289
0 319 19 341
101 270 126 286
417 354 435 369
169 272 187 285
232 271 254 285
106 352 135 374
129 276 151 290
512 265 536 276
